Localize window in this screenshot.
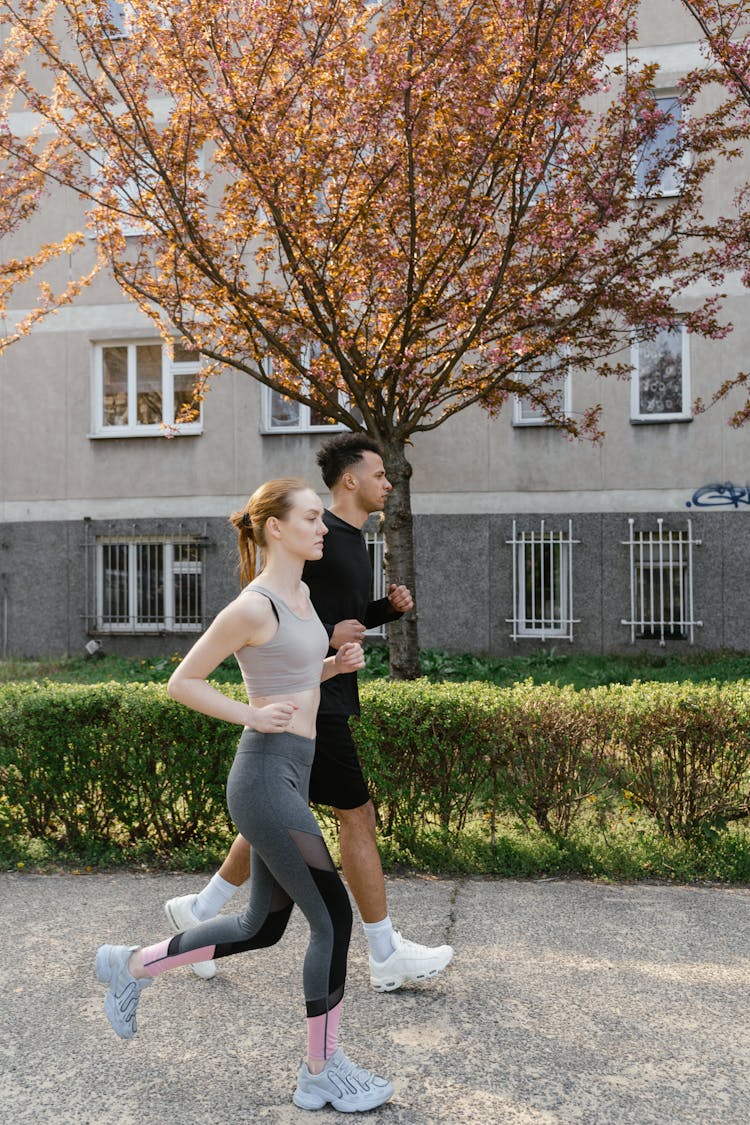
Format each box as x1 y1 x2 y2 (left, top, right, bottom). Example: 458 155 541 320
512 354 571 427
92 340 202 436
105 2 169 37
635 96 685 198
507 519 579 641
631 325 690 423
365 530 386 638
96 537 205 633
89 148 158 238
621 518 702 644
105 1 131 37
260 351 348 433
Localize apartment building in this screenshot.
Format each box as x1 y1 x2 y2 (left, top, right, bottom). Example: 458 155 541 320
1 1 749 660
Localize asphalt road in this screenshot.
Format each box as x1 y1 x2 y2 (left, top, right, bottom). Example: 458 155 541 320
2 871 749 1124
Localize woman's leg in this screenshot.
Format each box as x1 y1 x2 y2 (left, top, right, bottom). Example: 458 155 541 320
98 732 350 1046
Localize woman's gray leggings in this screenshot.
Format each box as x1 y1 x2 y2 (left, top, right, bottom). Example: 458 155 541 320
141 730 352 1018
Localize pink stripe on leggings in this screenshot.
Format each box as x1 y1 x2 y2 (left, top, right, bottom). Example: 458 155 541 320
307 1000 343 1061
140 938 217 978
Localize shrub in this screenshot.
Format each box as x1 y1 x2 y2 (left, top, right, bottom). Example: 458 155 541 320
0 681 124 843
0 681 240 853
353 680 500 836
4 677 750 865
104 683 239 849
604 681 750 840
489 680 612 838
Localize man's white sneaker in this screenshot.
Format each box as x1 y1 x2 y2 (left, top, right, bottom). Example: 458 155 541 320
164 893 216 980
95 944 151 1039
293 1048 394 1112
369 930 454 992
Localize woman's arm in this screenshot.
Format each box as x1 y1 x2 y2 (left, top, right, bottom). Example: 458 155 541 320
168 594 297 731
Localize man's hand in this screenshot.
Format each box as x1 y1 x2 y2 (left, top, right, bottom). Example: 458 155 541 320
330 618 367 648
334 642 366 674
387 583 413 613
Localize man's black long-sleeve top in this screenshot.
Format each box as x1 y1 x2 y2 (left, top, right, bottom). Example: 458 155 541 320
302 509 401 716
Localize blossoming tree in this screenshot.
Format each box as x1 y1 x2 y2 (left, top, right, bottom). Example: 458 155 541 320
0 93 91 350
0 0 742 674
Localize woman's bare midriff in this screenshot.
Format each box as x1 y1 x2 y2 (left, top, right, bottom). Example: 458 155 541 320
245 685 321 741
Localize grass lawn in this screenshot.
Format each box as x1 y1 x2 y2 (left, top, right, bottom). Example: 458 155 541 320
3 645 750 689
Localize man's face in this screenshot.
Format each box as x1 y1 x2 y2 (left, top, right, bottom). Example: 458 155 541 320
350 451 392 513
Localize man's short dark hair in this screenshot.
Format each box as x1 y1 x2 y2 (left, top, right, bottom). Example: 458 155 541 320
316 433 383 489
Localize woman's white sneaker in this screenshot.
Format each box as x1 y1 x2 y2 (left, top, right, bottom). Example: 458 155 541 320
293 1048 394 1112
95 944 151 1039
369 930 454 991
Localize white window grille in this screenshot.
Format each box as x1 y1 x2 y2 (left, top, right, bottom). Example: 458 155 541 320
631 325 690 423
365 530 386 638
621 518 702 644
91 340 202 436
507 519 579 641
95 537 205 633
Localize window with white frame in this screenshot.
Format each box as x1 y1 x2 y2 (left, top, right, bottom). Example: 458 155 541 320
507 519 579 641
365 530 387 638
621 518 702 644
260 351 347 433
89 147 162 238
631 325 690 422
512 354 571 427
635 95 685 197
96 537 205 633
92 340 202 436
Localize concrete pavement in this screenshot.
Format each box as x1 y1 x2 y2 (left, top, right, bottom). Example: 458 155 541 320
2 872 750 1124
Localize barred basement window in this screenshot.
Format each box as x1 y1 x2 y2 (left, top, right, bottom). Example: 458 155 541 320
365 530 386 638
621 518 702 644
507 519 579 641
96 538 205 633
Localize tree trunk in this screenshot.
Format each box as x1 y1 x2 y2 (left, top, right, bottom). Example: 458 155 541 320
380 438 421 680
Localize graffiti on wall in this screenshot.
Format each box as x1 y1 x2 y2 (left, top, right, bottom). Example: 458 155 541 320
687 483 750 509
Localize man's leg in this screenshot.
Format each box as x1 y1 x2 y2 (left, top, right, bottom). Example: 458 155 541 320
335 801 386 924
333 798 453 989
164 833 251 979
311 715 454 991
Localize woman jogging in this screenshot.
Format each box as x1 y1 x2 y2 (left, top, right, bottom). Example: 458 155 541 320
94 478 394 1114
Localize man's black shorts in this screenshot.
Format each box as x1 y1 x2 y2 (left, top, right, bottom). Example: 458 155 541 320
309 713 370 810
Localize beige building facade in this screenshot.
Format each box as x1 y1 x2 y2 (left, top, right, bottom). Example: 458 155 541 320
1 0 749 659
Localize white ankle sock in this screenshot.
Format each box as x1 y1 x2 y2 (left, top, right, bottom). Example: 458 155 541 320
363 915 395 963
193 873 242 921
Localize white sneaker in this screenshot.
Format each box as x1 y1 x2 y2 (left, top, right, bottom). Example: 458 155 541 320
95 944 152 1039
293 1048 394 1112
369 930 454 992
164 893 216 980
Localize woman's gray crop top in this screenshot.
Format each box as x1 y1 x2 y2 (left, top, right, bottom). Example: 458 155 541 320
234 584 329 697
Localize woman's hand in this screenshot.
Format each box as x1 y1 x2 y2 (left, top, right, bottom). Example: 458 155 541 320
248 701 299 732
334 642 366 674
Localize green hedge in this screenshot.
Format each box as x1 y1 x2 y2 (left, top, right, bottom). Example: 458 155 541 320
2 678 750 858
0 681 238 850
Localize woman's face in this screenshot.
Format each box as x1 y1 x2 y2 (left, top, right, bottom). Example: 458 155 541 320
273 488 327 561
